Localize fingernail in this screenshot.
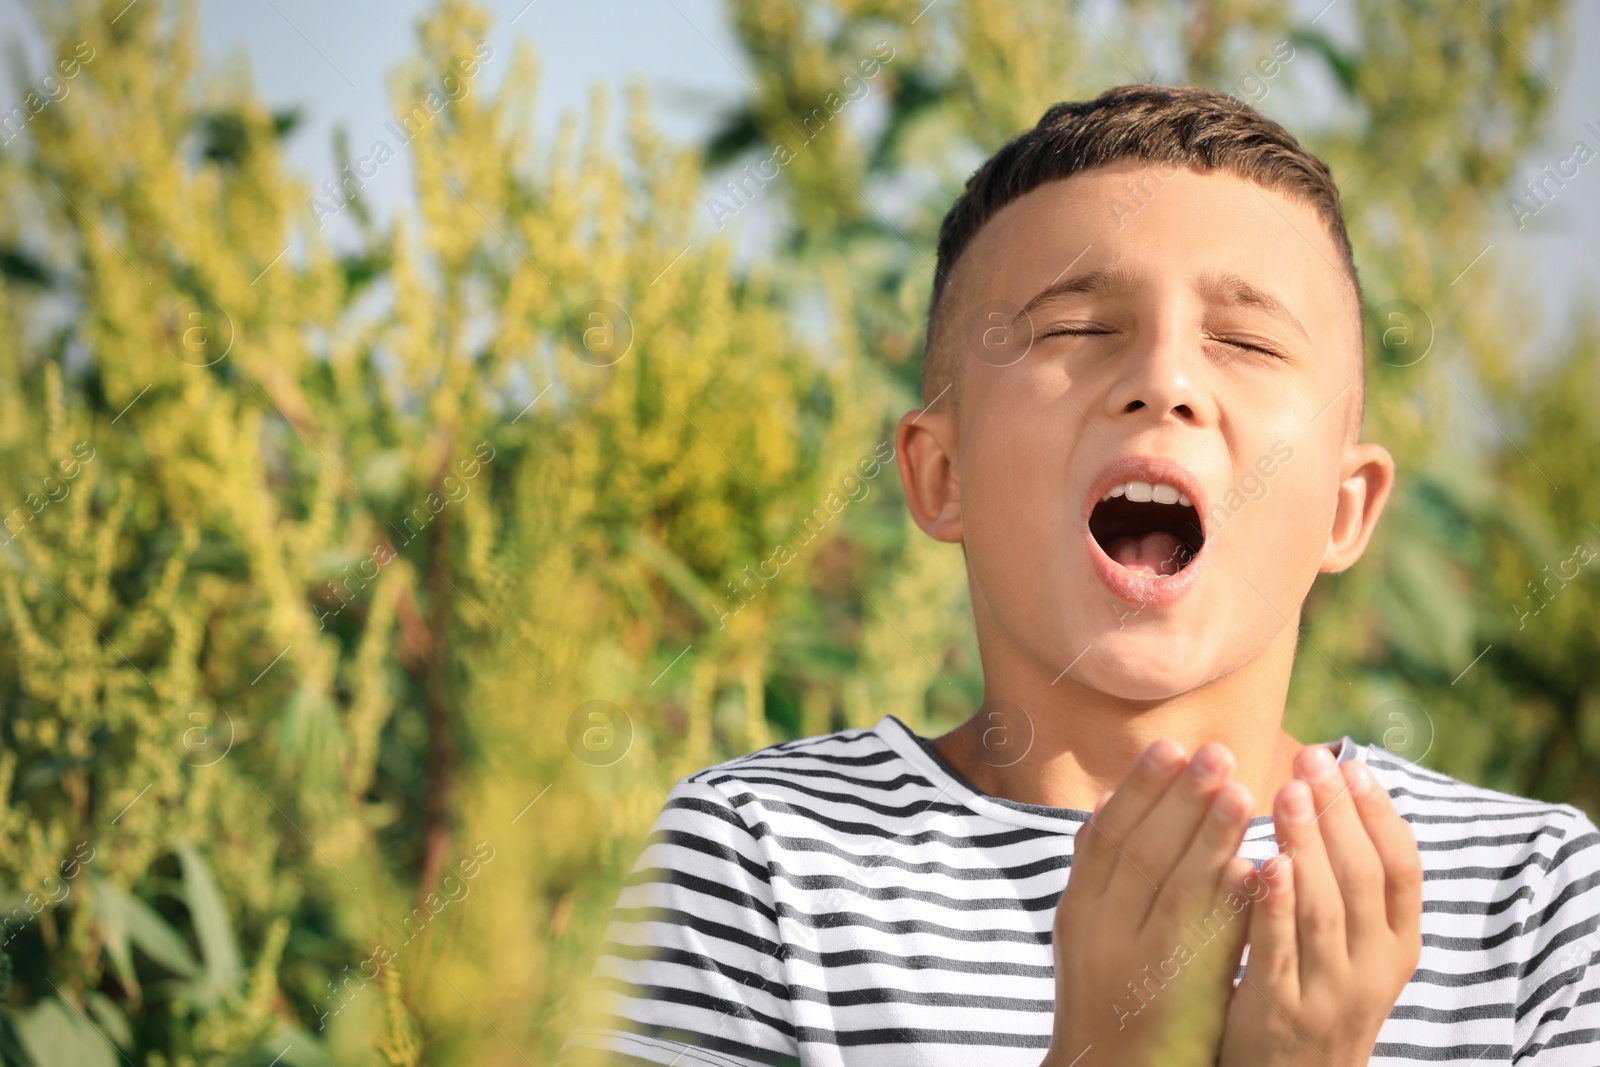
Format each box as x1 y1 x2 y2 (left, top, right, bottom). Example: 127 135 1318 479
1300 744 1336 779
1281 781 1312 822
1345 762 1374 794
1211 784 1245 821
1191 744 1228 781
1146 738 1185 772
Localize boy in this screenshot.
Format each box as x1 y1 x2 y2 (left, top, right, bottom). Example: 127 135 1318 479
560 85 1600 1066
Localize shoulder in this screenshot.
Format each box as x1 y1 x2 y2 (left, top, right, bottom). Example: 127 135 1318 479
1359 741 1589 826
682 719 913 792
671 718 942 832
1356 742 1600 889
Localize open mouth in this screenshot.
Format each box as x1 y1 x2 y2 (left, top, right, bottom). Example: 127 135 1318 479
1088 480 1206 579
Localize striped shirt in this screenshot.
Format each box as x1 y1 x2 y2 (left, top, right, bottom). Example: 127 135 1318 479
559 715 1600 1065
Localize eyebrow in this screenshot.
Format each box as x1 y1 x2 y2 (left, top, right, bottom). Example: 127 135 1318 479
1018 265 1143 317
1194 268 1310 341
1018 265 1311 341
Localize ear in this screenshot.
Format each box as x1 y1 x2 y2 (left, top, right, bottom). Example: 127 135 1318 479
894 405 963 543
1319 441 1395 573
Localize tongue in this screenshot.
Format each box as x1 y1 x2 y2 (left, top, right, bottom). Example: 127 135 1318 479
1105 531 1188 577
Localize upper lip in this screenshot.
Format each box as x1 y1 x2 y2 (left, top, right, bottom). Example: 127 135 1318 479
1083 456 1209 538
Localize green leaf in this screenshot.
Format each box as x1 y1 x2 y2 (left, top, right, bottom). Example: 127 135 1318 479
1288 29 1360 93
84 993 132 1050
177 842 243 1002
0 247 51 289
92 877 199 980
626 528 719 626
268 1023 338 1067
13 998 118 1067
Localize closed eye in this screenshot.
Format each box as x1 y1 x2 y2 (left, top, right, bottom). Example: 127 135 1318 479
1038 324 1115 339
1035 325 1288 361
1203 334 1286 360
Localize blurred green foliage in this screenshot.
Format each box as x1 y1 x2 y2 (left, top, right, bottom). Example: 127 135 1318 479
0 0 1591 1062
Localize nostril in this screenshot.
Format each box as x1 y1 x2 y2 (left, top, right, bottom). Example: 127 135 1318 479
1124 400 1145 412
1173 403 1194 418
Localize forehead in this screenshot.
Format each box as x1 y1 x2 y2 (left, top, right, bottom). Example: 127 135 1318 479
952 162 1358 350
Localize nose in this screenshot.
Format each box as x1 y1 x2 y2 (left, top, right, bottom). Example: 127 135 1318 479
1102 321 1214 427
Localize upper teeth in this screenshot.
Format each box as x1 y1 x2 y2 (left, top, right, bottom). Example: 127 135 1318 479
1103 481 1192 507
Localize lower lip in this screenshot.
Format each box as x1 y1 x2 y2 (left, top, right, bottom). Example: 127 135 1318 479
1084 528 1207 606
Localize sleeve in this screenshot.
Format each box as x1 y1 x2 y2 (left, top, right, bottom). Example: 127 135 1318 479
1513 805 1600 1064
557 776 800 1067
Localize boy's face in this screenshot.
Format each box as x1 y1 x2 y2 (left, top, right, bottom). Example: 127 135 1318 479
897 163 1394 702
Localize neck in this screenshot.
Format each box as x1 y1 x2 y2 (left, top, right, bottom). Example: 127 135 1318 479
929 623 1305 817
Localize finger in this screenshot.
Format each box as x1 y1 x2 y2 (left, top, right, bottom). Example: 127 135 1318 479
1239 849 1299 1005
1071 739 1187 899
1152 854 1257 1044
1297 744 1387 953
1105 742 1237 923
1345 761 1422 945
1274 777 1346 984
1145 779 1253 937
1206 853 1259 985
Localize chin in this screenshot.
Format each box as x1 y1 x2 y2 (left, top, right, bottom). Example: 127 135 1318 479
1075 643 1209 700
1071 629 1217 702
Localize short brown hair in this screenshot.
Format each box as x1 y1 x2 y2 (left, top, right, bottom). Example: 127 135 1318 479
922 84 1362 411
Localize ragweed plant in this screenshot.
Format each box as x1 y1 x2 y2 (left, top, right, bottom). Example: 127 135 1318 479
0 0 1592 1064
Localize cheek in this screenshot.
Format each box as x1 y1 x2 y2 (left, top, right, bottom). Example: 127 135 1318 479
1231 449 1339 583
960 403 1065 563
957 388 1083 641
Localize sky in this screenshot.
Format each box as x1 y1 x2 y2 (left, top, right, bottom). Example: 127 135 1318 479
0 0 1596 335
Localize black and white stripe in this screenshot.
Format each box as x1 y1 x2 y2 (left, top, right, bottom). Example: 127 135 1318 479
560 716 1600 1065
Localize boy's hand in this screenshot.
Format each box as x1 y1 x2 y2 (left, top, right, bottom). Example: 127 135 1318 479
1218 746 1423 1067
1043 739 1258 1067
